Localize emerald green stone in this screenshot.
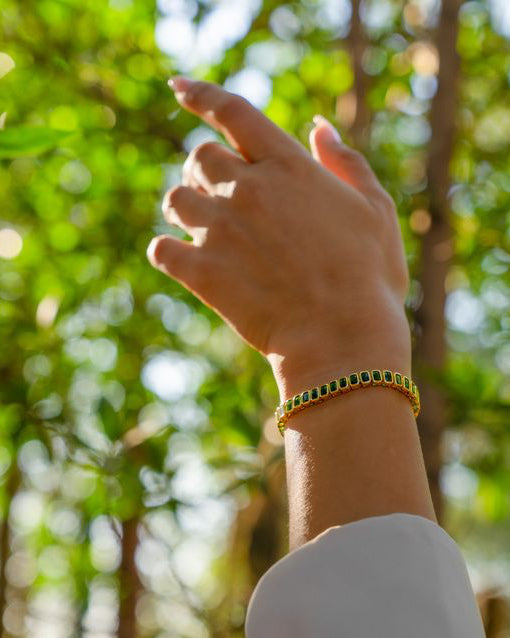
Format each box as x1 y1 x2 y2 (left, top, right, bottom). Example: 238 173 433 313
349 373 359 386
293 395 301 408
404 377 410 389
302 391 310 403
372 370 382 382
329 380 338 393
412 384 417 396
339 377 348 389
360 371 370 383
320 384 328 396
383 370 393 383
311 388 319 400
395 373 402 385
285 399 293 412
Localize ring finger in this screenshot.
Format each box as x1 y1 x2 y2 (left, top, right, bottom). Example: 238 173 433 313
162 185 217 244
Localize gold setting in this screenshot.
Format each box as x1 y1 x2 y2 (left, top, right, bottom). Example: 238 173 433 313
371 370 383 385
275 369 420 436
360 371 371 386
348 373 360 390
329 380 340 396
339 376 349 393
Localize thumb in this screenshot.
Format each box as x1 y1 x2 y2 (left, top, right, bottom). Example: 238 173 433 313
309 115 385 202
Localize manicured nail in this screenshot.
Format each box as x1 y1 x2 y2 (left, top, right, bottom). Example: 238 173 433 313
168 76 194 93
147 237 160 266
313 114 342 143
161 191 170 214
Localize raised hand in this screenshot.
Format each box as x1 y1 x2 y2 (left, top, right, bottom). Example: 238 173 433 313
148 78 411 397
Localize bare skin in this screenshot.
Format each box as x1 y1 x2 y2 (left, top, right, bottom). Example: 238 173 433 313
148 77 436 550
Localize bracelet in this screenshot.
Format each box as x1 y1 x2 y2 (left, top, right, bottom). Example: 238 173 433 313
275 370 420 436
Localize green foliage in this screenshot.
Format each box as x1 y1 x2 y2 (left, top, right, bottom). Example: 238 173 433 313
0 126 72 157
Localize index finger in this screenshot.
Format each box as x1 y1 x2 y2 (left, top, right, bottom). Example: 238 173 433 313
169 76 303 163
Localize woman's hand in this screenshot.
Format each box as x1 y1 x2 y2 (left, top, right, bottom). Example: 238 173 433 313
148 78 411 398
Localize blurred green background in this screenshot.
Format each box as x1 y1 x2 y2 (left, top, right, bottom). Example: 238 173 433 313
2 0 510 635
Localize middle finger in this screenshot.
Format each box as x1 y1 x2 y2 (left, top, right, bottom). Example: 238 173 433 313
182 141 246 196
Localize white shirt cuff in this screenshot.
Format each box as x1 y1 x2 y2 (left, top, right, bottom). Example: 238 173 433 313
245 513 485 638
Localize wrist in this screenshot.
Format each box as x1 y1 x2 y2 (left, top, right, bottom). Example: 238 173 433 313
266 303 411 401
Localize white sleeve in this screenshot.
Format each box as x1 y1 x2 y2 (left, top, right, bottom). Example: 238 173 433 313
245 513 485 638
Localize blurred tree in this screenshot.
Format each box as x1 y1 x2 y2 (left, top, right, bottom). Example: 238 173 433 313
414 0 462 523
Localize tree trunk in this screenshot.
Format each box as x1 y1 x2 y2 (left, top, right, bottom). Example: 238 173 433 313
414 0 462 524
0 467 19 636
118 518 141 638
346 0 371 148
213 437 286 637
477 588 510 637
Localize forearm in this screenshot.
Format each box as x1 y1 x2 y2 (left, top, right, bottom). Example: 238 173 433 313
269 307 436 551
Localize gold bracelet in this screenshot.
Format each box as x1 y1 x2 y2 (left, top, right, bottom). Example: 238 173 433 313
275 370 420 436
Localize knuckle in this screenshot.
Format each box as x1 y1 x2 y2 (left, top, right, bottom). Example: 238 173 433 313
185 81 210 108
167 185 187 209
232 174 259 201
191 141 218 165
272 150 307 177
208 212 243 245
209 211 230 237
235 175 268 210
215 94 247 123
342 147 366 166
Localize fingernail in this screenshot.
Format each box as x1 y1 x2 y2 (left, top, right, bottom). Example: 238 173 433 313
168 76 194 93
313 114 342 143
147 237 160 266
161 191 170 214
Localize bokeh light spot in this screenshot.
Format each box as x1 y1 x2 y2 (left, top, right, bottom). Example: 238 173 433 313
36 295 60 328
0 228 23 259
0 52 15 79
409 209 432 234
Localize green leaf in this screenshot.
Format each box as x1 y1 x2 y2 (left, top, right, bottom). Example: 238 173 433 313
0 126 72 157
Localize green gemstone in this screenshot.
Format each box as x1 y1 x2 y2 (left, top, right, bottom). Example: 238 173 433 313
285 399 293 412
293 395 301 408
339 377 348 389
383 370 393 383
395 373 402 385
311 387 319 400
349 373 359 386
404 377 410 389
412 383 417 396
329 380 338 393
320 384 329 396
302 391 310 403
360 371 370 383
372 370 382 382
